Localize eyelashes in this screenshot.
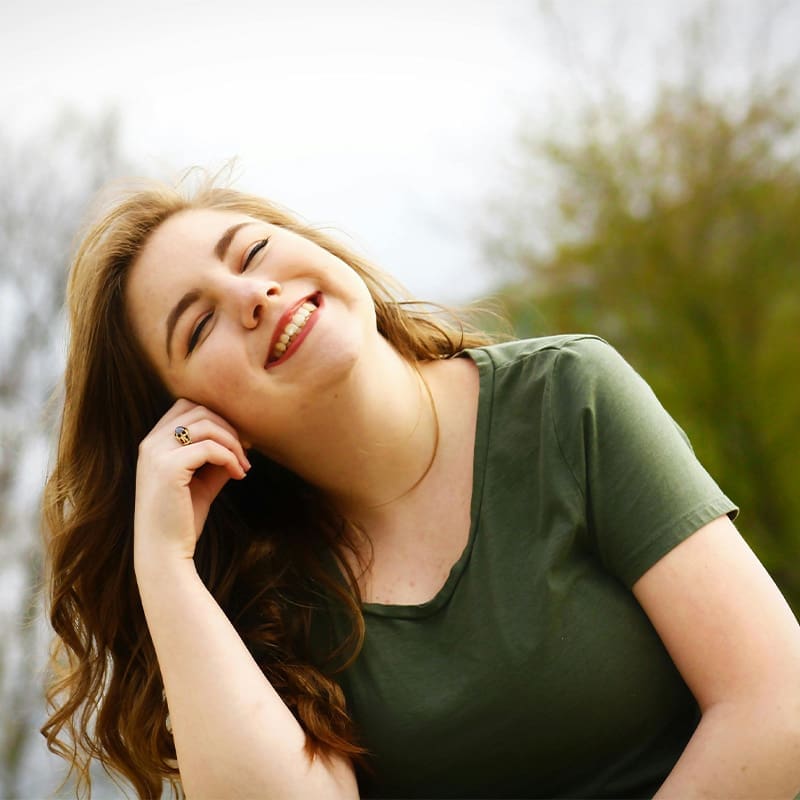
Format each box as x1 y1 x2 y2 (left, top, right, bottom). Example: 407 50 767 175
187 312 211 355
242 237 270 272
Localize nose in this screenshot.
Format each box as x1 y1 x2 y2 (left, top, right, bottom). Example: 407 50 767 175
237 279 282 328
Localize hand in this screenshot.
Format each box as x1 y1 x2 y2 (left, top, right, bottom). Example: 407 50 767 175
133 399 251 568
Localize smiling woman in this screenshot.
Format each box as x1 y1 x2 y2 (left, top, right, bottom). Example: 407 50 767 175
124 206 382 462
41 174 487 799
41 173 800 800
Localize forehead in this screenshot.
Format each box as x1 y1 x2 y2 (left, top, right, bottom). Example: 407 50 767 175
142 207 257 264
129 208 256 296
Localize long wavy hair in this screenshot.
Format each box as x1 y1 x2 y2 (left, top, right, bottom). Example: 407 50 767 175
41 173 498 798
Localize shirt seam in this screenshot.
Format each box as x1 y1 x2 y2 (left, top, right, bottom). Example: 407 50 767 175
547 345 589 509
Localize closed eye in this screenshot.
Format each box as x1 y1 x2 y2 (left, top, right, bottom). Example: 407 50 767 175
187 312 212 356
241 237 270 272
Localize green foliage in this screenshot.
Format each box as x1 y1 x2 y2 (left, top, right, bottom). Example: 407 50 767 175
488 77 800 613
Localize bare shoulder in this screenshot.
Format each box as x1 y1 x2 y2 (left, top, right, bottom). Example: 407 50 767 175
423 353 480 400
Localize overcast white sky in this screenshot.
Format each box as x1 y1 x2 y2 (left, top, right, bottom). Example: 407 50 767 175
1 0 797 302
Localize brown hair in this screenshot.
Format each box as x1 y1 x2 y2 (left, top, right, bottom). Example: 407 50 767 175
41 173 497 798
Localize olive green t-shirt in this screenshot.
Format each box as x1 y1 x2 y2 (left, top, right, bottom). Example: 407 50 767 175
325 336 738 799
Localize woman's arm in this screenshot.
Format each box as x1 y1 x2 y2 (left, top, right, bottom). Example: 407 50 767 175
136 559 357 800
134 400 358 800
633 515 800 799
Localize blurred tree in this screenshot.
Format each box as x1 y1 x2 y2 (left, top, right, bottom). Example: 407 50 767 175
484 7 800 613
0 110 132 798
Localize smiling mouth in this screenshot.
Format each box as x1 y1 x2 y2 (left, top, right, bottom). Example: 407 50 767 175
267 293 321 365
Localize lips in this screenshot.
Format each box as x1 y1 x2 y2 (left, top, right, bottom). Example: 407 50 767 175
265 292 322 368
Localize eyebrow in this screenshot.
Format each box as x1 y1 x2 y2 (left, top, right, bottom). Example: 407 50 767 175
164 222 255 361
214 221 253 261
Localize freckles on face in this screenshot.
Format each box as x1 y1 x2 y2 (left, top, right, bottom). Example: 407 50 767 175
188 353 243 404
125 210 271 386
125 206 379 448
143 303 266 428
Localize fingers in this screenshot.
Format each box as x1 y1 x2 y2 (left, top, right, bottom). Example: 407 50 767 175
170 419 251 473
145 400 251 474
134 400 254 566
176 438 249 481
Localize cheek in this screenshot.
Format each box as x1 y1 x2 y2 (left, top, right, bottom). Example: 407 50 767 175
209 362 249 399
180 349 251 410
192 379 254 432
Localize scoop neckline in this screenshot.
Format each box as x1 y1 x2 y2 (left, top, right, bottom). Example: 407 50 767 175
361 347 494 619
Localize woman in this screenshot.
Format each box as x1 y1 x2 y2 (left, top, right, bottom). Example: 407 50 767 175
42 175 800 799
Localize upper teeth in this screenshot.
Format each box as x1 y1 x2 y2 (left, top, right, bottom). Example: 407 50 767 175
272 301 317 359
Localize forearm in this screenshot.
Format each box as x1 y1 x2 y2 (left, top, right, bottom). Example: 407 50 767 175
654 698 800 799
136 555 357 800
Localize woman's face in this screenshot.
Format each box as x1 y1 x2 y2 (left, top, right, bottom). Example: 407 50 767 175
126 207 377 451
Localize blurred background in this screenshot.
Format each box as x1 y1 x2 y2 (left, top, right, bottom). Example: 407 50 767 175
1 0 798 796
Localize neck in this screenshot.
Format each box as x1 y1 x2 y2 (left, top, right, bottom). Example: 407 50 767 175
265 336 441 522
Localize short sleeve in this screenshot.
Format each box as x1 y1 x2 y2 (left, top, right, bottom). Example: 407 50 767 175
549 336 738 588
